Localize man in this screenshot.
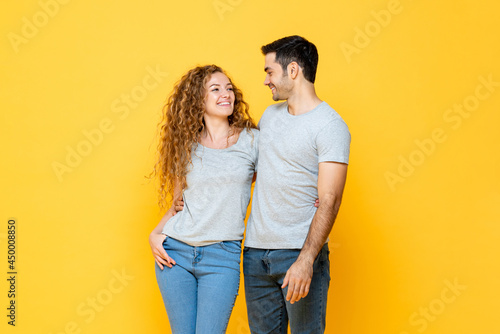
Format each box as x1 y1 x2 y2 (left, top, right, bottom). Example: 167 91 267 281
243 35 350 333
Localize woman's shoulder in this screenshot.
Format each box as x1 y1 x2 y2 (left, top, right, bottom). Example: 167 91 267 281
240 127 259 140
247 127 260 135
233 127 259 149
235 126 259 135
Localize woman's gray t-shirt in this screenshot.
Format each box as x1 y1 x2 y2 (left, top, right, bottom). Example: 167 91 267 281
162 128 259 246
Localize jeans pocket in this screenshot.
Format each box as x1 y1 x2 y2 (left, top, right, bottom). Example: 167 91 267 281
162 235 169 245
219 240 242 254
321 247 331 281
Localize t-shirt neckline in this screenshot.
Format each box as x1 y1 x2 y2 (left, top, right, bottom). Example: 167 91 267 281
284 101 326 118
197 128 246 151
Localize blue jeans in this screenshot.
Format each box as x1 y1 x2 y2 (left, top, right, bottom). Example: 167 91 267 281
243 244 330 334
155 236 241 334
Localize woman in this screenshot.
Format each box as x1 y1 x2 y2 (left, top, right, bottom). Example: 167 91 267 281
149 65 258 333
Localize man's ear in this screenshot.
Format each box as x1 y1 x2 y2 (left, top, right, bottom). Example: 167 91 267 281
288 61 300 80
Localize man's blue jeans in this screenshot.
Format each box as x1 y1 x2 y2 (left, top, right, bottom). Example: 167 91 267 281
155 236 241 333
243 244 330 334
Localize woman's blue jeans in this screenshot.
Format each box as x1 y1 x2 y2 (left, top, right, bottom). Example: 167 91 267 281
155 236 241 333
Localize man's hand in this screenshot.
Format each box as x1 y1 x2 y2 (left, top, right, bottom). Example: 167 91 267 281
174 195 184 213
281 257 314 304
282 162 347 303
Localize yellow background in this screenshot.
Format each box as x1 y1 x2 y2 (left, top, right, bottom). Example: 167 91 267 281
1 0 499 333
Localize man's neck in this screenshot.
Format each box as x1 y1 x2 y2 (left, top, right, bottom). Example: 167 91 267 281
286 84 323 116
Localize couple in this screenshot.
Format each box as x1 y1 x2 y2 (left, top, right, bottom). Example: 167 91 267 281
149 35 351 334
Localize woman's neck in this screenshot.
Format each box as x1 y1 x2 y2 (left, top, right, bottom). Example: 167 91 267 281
202 116 231 141
200 116 237 149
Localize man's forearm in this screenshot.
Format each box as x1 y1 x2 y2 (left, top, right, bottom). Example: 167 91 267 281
297 194 341 264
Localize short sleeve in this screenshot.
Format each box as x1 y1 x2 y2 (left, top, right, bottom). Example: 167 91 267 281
252 129 259 171
316 119 351 164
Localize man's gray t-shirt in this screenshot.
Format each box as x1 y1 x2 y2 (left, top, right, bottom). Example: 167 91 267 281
245 101 350 249
162 128 259 246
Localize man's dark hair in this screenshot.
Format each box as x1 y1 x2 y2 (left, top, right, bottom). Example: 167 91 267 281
261 35 318 83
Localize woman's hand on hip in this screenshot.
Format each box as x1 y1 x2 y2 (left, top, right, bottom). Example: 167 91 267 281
149 232 176 270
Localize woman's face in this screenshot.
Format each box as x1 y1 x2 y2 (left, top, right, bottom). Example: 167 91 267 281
203 72 235 119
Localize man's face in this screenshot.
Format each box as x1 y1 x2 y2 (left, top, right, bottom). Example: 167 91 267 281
263 52 293 101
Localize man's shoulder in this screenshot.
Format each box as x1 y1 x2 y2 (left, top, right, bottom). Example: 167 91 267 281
258 102 287 126
313 102 348 127
315 101 342 119
263 101 287 114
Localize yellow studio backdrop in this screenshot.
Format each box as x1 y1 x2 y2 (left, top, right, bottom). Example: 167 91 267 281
1 0 499 333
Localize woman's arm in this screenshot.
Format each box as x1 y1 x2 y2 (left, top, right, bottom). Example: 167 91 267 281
149 206 177 270
149 183 182 270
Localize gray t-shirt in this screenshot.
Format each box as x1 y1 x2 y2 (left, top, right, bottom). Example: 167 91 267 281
162 128 259 246
245 101 350 249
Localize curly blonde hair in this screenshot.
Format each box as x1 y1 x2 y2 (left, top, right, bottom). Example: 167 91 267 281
153 65 257 210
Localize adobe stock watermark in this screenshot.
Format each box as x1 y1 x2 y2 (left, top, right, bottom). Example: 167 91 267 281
385 73 498 191
340 0 405 64
399 278 466 334
51 65 168 182
46 268 134 334
8 0 72 54
213 0 244 21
